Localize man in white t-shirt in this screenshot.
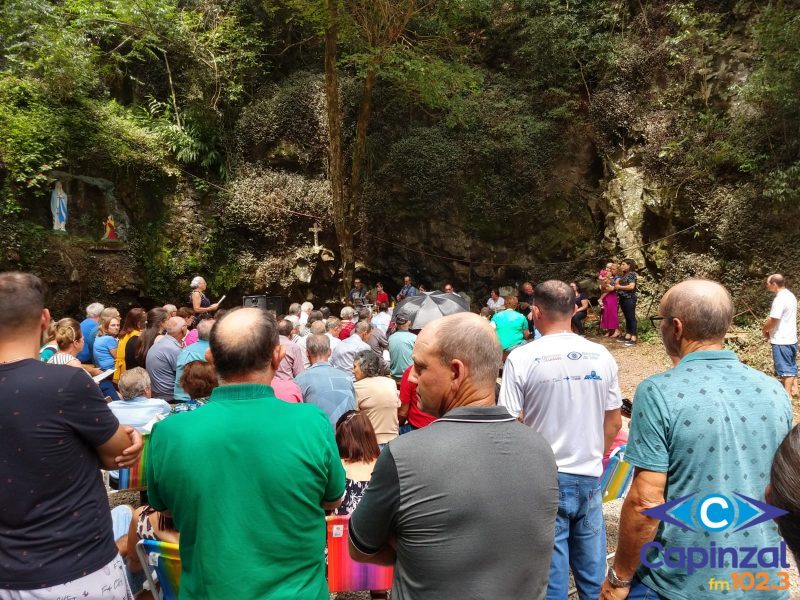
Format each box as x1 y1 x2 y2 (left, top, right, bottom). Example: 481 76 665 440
763 273 798 397
498 280 622 600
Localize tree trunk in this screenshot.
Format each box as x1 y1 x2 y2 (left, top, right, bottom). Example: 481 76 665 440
350 67 377 219
323 0 353 299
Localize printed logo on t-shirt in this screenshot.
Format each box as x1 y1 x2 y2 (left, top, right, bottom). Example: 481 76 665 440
584 371 603 381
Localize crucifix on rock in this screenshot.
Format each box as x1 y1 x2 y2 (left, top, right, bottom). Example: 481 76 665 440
309 223 322 252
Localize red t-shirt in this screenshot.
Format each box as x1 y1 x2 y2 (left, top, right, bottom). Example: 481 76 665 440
339 321 356 340
375 291 389 305
399 365 437 428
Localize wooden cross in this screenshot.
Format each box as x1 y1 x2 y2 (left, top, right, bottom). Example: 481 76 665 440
309 223 322 251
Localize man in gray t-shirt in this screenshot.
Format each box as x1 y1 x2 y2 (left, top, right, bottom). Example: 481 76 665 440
349 313 558 599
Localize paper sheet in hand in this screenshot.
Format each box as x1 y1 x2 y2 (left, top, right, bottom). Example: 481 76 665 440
93 369 115 383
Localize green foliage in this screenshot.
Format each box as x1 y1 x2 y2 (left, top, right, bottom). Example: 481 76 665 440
763 163 800 203
0 77 67 212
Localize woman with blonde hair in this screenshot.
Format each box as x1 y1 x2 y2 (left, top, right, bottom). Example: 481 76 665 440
47 318 86 368
39 320 59 362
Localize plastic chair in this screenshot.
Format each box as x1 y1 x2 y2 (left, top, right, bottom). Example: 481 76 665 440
600 444 634 503
135 539 181 600
117 433 150 490
327 515 393 593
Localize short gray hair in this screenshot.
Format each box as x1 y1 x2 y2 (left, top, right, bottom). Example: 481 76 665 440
534 280 575 318
434 313 502 388
301 301 314 312
306 334 330 358
197 319 214 341
119 367 151 400
163 304 177 314
326 317 341 332
309 320 326 335
340 306 355 319
190 276 204 289
661 279 733 342
354 349 381 377
355 320 371 335
358 307 372 321
86 302 105 318
288 303 301 316
768 274 786 288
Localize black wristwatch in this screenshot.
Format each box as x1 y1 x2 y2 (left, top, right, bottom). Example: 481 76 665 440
607 567 633 588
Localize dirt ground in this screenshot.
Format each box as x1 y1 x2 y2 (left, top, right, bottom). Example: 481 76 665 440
111 335 799 599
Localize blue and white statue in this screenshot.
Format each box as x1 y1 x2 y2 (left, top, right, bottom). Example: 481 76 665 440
50 181 68 232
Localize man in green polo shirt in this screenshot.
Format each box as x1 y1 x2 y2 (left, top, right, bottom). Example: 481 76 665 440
145 307 345 599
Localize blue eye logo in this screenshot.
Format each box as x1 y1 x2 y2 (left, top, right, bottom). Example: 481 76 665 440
644 492 788 533
567 352 582 360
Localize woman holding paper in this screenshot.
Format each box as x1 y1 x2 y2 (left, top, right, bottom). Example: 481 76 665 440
189 276 220 321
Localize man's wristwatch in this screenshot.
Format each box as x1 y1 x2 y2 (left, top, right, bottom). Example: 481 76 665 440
607 567 633 588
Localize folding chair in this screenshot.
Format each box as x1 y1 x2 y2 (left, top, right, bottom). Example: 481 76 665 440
135 539 181 600
117 433 150 491
327 515 393 593
600 444 634 503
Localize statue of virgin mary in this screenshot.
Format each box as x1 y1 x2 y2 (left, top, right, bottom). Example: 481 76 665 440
50 181 68 231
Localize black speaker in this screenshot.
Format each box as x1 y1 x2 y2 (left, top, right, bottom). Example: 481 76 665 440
242 295 285 315
243 295 267 309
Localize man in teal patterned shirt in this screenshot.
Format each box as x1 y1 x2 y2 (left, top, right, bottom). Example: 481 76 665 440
602 280 792 600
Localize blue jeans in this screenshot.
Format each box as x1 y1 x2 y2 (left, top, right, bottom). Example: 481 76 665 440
627 578 668 600
547 472 607 600
619 296 637 336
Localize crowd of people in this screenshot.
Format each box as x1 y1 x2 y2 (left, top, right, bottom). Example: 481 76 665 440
1 268 800 600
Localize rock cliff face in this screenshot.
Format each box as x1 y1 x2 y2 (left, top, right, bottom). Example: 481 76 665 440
5 3 797 317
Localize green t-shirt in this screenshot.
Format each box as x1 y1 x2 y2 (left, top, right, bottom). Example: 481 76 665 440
146 383 345 599
491 309 529 350
625 350 792 599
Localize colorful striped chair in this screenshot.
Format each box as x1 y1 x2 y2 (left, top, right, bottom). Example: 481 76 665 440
117 433 150 490
135 539 181 600
600 444 634 503
327 515 393 593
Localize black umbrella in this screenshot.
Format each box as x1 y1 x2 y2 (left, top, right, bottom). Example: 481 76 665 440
394 291 470 330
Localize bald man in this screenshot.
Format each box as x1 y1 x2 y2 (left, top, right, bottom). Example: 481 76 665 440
349 313 558 600
602 280 792 600
145 316 187 401
145 308 345 599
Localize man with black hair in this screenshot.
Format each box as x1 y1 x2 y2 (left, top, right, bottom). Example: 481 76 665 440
145 307 345 599
499 279 622 600
0 272 142 597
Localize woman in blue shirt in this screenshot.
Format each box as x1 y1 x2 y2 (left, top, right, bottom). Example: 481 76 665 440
93 316 120 370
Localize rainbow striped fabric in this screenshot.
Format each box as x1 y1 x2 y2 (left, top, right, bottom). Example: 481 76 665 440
117 433 150 490
327 515 393 592
141 539 181 600
600 444 634 502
